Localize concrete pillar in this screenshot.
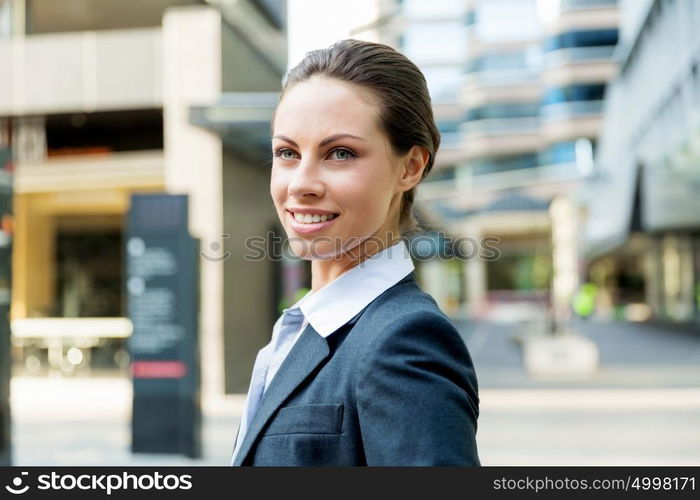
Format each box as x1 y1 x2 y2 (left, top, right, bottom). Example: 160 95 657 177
419 259 449 312
11 194 55 319
644 235 663 318
661 234 695 321
9 0 27 37
678 235 696 320
463 221 487 317
221 150 278 393
12 116 46 164
550 196 580 330
162 6 224 399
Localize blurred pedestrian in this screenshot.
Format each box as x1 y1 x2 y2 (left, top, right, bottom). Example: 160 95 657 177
572 282 598 319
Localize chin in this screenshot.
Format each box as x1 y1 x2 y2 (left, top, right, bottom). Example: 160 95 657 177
287 239 339 260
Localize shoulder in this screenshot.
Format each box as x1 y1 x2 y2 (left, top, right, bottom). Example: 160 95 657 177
351 275 460 347
341 274 481 465
350 276 480 450
348 276 475 386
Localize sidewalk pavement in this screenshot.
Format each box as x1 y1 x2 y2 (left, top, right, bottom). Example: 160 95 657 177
11 376 242 466
459 318 700 389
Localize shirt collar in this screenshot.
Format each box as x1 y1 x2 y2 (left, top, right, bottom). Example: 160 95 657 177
287 239 415 337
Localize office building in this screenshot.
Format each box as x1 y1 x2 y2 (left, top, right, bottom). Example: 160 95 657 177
0 0 288 395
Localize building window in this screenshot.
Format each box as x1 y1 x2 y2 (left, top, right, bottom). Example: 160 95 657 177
465 9 476 26
401 21 468 63
468 153 540 175
545 29 619 52
437 120 462 149
437 120 460 133
466 51 529 73
539 139 598 166
475 0 542 43
402 0 467 18
540 141 577 165
0 0 11 39
542 83 606 105
560 0 618 12
422 66 463 102
466 102 540 121
425 166 456 183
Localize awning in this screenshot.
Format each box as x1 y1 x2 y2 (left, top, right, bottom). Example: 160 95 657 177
189 92 280 162
643 127 700 231
582 126 700 259
580 153 637 259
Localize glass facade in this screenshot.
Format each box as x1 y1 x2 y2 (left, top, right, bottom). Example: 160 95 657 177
545 29 619 51
543 83 607 105
437 119 462 148
465 9 476 26
538 140 597 166
466 50 532 73
401 19 468 102
0 0 10 39
560 0 617 11
401 21 468 63
425 166 457 183
539 141 577 166
423 66 463 102
402 0 467 19
469 153 540 175
466 102 540 121
475 0 541 43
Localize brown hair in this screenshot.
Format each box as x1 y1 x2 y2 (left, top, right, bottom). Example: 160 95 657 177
277 39 440 236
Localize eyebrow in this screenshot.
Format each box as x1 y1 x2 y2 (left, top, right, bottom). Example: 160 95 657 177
272 134 367 148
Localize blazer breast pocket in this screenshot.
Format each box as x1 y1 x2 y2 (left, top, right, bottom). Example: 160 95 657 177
264 403 344 436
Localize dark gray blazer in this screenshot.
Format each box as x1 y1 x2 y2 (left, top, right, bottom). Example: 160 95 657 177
232 271 480 466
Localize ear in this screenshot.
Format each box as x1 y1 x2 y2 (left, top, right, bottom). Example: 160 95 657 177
397 145 430 193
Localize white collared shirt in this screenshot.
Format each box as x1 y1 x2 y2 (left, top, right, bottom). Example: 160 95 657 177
230 239 415 465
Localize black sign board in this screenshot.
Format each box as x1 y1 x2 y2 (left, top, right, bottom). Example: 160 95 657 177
126 194 201 458
0 147 12 465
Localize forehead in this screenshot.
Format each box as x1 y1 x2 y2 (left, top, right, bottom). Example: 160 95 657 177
273 76 382 138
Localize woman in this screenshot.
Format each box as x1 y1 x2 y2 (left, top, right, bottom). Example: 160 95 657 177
230 39 480 466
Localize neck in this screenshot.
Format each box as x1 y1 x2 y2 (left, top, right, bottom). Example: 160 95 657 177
310 228 402 292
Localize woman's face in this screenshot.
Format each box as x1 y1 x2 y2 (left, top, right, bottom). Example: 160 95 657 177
270 75 405 260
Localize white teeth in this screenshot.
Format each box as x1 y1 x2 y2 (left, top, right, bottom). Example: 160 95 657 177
292 212 338 224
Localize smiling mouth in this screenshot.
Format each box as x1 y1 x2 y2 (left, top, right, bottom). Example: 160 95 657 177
288 211 340 224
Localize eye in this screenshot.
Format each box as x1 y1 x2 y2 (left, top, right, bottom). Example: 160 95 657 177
328 148 356 161
273 147 298 161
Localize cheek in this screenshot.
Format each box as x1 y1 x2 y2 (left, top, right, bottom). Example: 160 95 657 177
336 170 394 219
270 168 287 205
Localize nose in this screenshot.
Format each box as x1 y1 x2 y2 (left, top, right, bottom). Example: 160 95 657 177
287 157 325 199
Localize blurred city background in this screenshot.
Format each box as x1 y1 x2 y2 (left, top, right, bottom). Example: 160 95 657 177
0 0 699 466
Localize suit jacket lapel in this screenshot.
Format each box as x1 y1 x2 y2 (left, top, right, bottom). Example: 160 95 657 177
233 322 330 465
232 271 415 465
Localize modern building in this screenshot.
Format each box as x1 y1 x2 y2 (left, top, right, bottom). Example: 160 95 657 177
581 0 700 322
0 0 288 396
353 0 619 322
